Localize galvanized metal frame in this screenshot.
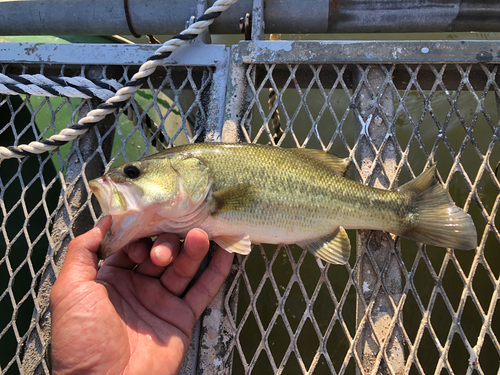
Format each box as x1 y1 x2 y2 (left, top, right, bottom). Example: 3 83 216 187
220 40 500 375
0 41 231 375
0 39 499 374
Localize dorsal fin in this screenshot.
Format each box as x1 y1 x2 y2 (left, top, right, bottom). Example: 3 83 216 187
291 148 351 176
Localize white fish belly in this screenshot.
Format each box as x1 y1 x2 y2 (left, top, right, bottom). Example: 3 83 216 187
203 211 336 245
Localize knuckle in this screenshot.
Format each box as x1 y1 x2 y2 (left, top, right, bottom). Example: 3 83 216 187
197 282 216 300
173 262 193 280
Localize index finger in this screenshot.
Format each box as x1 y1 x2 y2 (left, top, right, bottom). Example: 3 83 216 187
159 228 210 296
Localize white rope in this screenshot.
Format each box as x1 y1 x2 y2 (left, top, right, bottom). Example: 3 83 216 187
0 0 239 160
0 73 122 101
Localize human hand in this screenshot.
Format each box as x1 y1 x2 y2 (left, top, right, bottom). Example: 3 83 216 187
50 216 234 375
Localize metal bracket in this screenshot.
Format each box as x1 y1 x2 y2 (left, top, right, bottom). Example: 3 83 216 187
186 0 211 45
251 0 265 40
238 0 265 41
239 13 252 41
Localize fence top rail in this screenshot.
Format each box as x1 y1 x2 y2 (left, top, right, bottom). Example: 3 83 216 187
0 42 229 66
2 40 500 68
235 40 500 64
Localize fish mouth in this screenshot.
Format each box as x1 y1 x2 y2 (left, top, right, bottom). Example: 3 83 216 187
89 177 146 259
89 177 112 215
89 177 142 215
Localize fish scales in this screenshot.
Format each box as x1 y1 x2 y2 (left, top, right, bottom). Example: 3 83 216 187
187 145 406 235
186 146 357 236
90 143 477 264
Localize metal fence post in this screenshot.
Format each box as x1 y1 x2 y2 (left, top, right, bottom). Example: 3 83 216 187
20 67 116 374
222 46 254 143
353 65 405 374
190 37 256 375
178 2 237 372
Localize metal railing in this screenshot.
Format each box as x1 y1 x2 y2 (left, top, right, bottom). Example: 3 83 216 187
2 0 500 35
0 39 499 374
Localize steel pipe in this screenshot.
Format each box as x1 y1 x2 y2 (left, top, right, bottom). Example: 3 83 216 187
0 0 499 36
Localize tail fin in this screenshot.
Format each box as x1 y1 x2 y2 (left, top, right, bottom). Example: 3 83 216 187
398 165 477 250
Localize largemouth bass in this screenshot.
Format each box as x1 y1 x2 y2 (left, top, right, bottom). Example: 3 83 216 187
89 143 477 264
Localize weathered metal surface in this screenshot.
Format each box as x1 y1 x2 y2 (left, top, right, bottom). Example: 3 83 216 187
327 0 500 33
2 0 500 35
353 65 404 375
0 42 229 66
196 255 241 375
199 49 231 142
221 45 254 142
0 0 198 36
237 40 500 64
20 82 116 374
250 0 265 41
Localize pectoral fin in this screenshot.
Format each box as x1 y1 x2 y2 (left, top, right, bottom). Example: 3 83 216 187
214 234 252 255
211 183 257 212
298 226 351 265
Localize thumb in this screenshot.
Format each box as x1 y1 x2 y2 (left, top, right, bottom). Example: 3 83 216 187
57 216 112 284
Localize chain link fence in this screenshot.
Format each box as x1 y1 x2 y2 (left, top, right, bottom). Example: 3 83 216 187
0 40 499 374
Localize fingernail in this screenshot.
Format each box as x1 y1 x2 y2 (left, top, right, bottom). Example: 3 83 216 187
133 245 144 262
155 242 173 263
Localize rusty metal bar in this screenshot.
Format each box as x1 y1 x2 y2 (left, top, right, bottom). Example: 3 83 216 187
238 40 500 65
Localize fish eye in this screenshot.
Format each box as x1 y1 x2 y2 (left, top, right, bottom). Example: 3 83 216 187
124 164 141 179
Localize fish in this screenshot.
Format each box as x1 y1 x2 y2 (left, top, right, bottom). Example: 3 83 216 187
89 142 477 264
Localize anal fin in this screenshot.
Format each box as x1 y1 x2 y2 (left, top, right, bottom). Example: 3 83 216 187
298 227 351 265
214 234 252 255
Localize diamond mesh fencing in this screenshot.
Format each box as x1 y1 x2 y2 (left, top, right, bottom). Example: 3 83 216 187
221 42 500 374
0 41 499 375
0 60 219 374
